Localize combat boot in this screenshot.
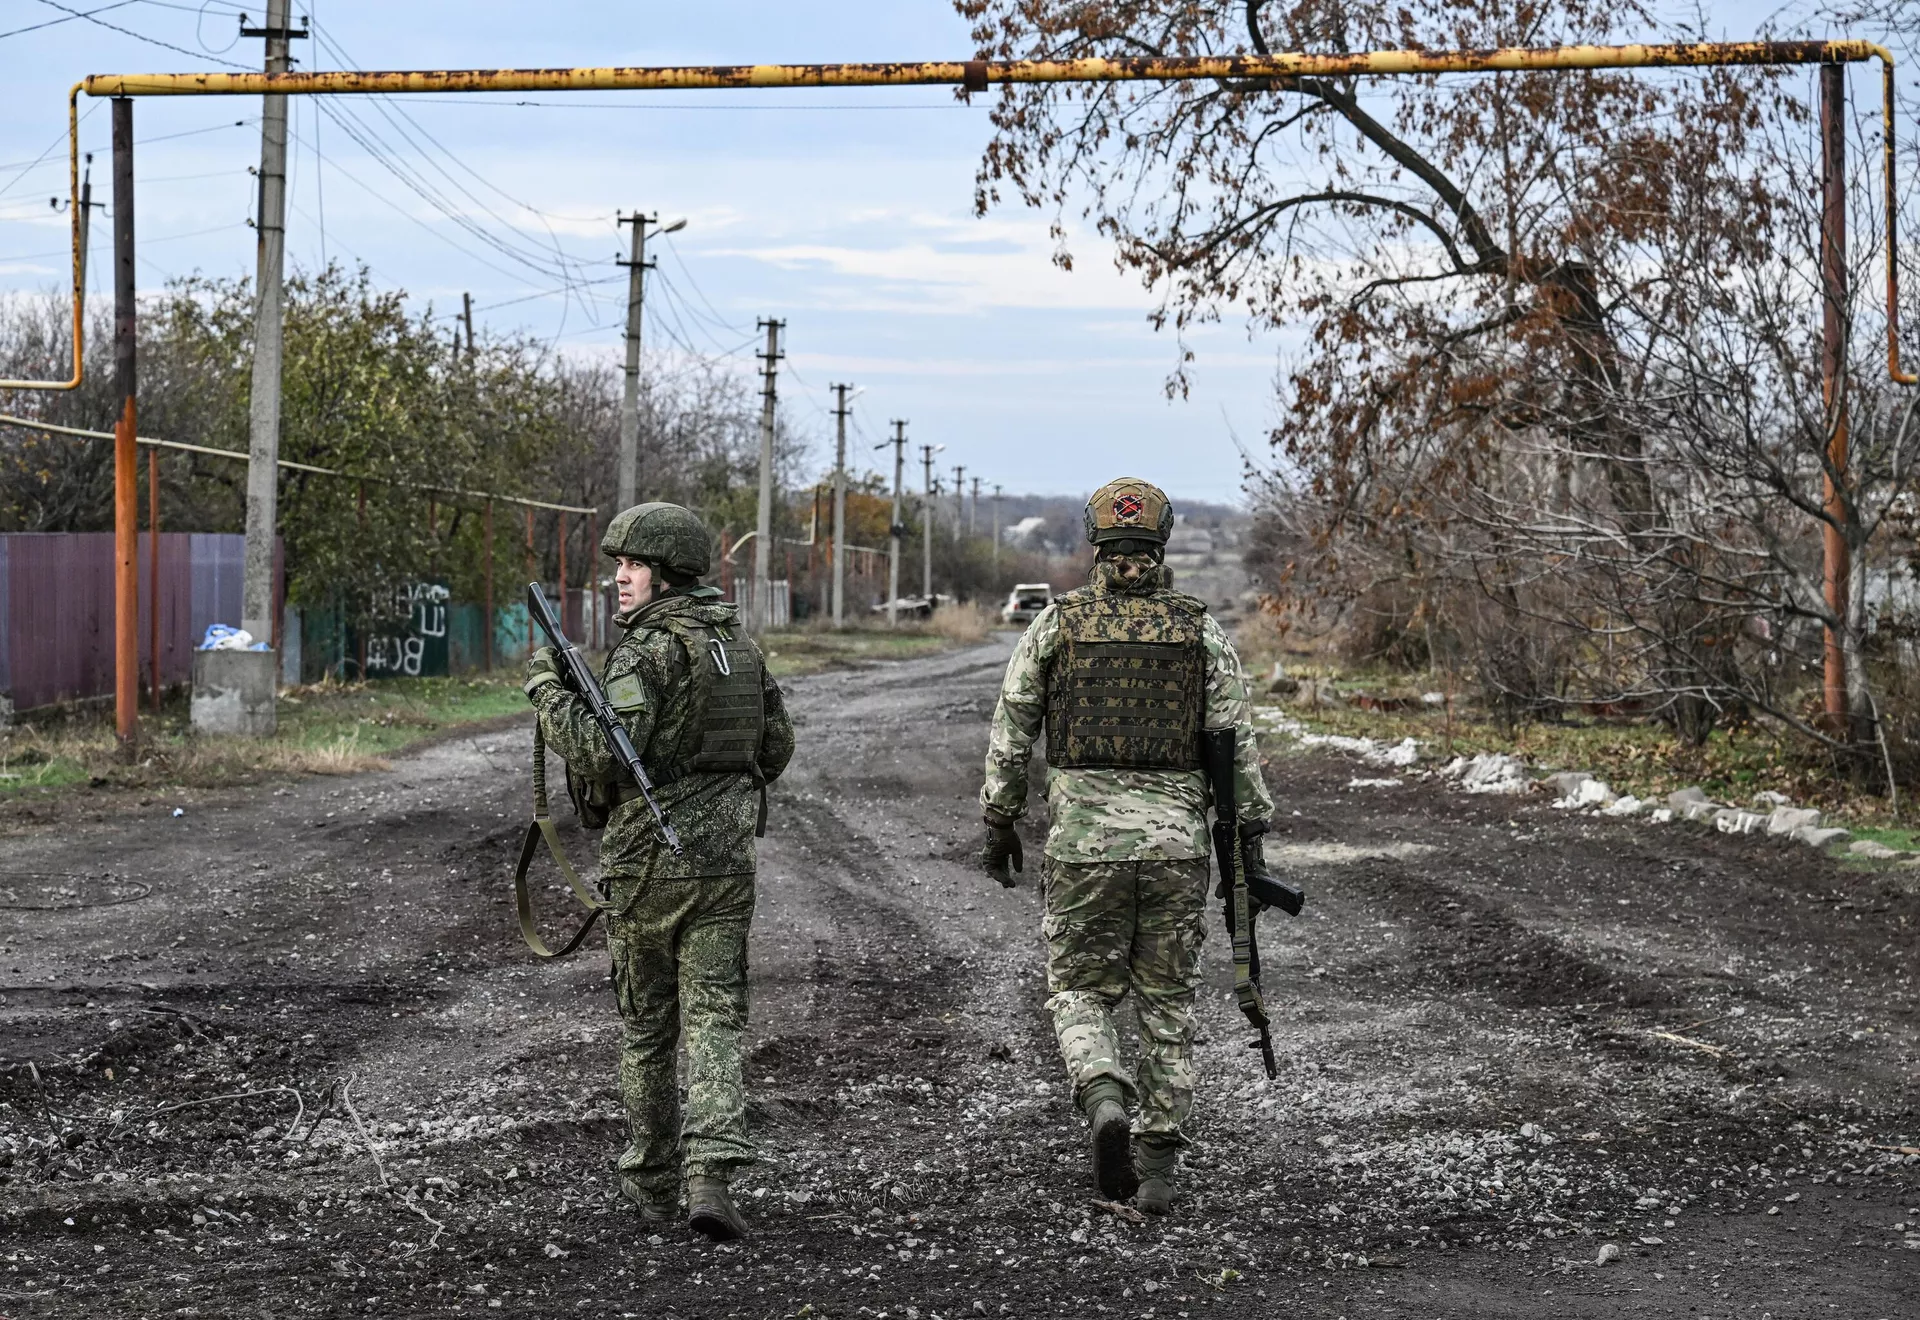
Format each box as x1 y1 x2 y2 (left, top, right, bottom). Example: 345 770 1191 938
618 1174 679 1226
687 1175 748 1242
1133 1137 1178 1216
1081 1082 1139 1202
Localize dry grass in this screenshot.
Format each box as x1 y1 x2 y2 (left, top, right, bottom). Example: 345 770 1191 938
1 675 522 796
928 600 995 643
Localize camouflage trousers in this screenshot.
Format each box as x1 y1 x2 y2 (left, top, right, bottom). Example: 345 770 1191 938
605 871 756 1198
1041 855 1209 1143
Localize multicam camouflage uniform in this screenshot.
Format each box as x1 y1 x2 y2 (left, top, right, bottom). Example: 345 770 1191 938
528 586 794 1207
980 559 1272 1155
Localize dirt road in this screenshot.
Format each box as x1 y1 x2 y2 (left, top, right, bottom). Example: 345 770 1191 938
3 636 1916 1318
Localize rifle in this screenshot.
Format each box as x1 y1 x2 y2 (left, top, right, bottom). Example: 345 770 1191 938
1201 727 1304 1079
526 582 680 856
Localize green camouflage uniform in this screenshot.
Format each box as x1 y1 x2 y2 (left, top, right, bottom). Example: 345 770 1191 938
528 586 794 1199
980 561 1272 1145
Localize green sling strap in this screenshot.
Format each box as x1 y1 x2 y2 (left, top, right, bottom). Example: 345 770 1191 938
512 721 610 959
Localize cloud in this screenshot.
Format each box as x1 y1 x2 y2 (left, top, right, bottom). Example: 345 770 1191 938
701 210 1158 314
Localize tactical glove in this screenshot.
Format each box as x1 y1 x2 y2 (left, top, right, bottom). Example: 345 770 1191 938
524 645 564 698
981 811 1024 888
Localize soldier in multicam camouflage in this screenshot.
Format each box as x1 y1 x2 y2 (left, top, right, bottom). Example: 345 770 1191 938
979 477 1273 1215
525 502 794 1242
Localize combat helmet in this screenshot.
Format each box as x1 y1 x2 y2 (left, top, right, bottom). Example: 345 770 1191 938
602 502 711 582
1083 477 1175 555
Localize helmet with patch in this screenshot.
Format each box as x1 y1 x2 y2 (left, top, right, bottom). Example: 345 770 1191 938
1083 477 1175 551
601 502 711 580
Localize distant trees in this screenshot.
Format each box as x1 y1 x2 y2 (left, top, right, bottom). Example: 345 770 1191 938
961 0 1920 770
0 264 803 631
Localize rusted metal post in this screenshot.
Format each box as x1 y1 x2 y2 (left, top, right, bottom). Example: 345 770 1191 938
586 509 598 649
1820 63 1850 737
483 498 495 673
558 512 569 637
148 446 159 711
112 98 137 747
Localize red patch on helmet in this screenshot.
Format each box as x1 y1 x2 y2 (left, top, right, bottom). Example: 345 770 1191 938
1112 493 1145 522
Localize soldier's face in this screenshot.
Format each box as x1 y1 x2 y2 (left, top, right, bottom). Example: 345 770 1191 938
614 556 655 610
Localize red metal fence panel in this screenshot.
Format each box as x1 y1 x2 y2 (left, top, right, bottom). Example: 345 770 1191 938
0 533 276 717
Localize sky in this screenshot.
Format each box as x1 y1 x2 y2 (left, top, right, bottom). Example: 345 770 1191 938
0 0 1871 508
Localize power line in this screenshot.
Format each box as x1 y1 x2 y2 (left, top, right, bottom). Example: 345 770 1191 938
30 0 251 66
0 0 138 41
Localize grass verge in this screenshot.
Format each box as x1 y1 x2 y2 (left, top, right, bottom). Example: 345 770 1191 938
0 674 528 797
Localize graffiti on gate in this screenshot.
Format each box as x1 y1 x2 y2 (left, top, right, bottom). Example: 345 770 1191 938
360 581 450 679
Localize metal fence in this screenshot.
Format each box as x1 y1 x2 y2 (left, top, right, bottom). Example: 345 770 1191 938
0 532 276 719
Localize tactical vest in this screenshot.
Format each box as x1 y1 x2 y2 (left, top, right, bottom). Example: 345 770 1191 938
1045 589 1206 771
645 615 766 783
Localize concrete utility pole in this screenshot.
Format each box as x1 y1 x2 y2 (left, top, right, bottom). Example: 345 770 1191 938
970 476 981 537
991 483 1003 568
460 292 475 360
65 153 104 295
615 212 687 511
951 464 965 542
921 443 945 602
830 382 851 628
880 421 906 628
240 0 301 656
616 212 653 511
753 318 784 631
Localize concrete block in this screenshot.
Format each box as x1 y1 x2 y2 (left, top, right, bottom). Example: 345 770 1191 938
191 648 278 737
1544 771 1593 799
1713 808 1766 835
1668 786 1712 811
1792 825 1851 848
1766 806 1822 837
1848 839 1902 860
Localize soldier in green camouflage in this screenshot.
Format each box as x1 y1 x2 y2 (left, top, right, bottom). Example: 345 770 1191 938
525 502 794 1241
978 477 1273 1215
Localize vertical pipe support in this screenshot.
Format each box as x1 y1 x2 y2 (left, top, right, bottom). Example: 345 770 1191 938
148 446 160 711
483 498 495 673
111 98 137 747
558 512 569 637
1819 63 1851 737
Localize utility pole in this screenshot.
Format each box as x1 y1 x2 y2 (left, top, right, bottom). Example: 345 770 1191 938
991 483 1002 569
880 421 906 628
240 1 303 665
921 444 944 602
951 464 965 543
830 382 852 628
753 318 784 631
616 212 654 512
970 476 981 537
615 213 686 510
460 292 475 360
56 153 105 295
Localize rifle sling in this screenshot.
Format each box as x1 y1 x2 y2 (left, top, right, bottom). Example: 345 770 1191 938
513 721 609 960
